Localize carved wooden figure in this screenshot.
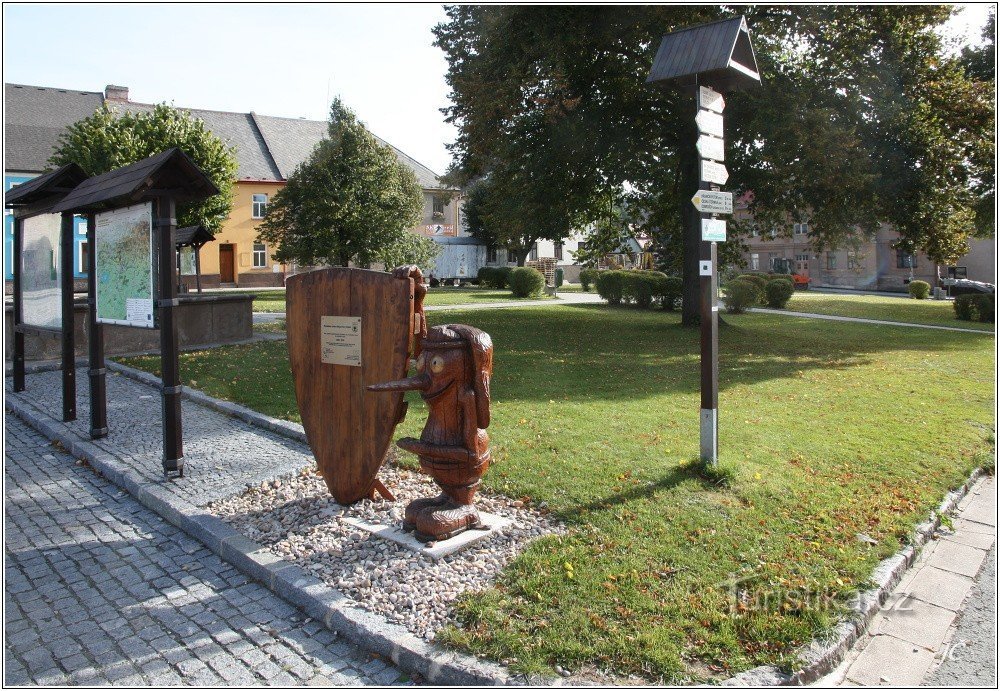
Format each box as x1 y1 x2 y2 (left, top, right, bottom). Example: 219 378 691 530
368 306 493 542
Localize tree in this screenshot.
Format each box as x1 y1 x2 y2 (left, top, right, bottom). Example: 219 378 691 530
376 232 441 272
50 103 238 232
435 6 993 324
258 98 423 267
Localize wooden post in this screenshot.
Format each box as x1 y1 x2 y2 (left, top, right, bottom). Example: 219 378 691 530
60 212 77 421
194 244 203 293
12 215 25 393
156 197 183 475
696 85 719 465
86 211 108 438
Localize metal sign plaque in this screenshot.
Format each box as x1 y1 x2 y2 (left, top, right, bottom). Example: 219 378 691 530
699 86 725 113
691 190 734 214
696 134 725 162
695 110 724 137
701 219 727 242
701 160 729 185
321 316 362 366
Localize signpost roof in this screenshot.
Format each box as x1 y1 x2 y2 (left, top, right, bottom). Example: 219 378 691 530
4 162 88 215
50 148 219 214
646 15 761 92
175 225 215 248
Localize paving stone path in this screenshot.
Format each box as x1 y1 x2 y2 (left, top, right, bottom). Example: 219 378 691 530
4 416 408 687
818 475 997 687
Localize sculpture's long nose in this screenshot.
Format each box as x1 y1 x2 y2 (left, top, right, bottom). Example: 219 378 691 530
367 373 431 392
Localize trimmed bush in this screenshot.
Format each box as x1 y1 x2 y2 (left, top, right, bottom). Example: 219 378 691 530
975 293 995 323
580 268 599 292
737 274 768 304
723 280 757 314
661 276 683 311
954 294 978 321
908 280 931 300
595 270 626 305
508 267 545 297
621 270 668 309
478 266 512 289
477 266 497 287
764 278 795 309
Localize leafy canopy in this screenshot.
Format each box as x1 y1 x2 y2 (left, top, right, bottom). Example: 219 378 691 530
258 98 423 268
50 103 238 232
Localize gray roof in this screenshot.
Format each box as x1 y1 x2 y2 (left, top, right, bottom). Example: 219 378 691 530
4 82 451 191
647 15 760 92
118 102 282 181
252 113 444 188
4 83 103 172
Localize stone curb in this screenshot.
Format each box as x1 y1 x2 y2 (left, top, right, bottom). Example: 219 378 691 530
4 394 517 686
722 467 987 687
105 360 308 444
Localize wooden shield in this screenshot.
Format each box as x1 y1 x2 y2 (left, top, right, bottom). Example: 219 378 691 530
286 268 413 504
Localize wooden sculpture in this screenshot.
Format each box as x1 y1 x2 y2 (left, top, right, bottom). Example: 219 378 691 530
368 291 493 542
286 266 423 504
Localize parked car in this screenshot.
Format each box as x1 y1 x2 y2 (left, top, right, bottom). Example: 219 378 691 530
945 278 995 296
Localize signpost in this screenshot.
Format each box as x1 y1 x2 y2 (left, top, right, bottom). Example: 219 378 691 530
646 15 761 465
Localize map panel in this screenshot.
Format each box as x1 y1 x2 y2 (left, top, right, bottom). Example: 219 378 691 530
21 213 63 330
178 246 197 275
96 202 156 328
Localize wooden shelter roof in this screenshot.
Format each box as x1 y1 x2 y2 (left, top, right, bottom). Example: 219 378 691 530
175 225 215 248
647 15 760 92
50 148 219 214
3 162 88 214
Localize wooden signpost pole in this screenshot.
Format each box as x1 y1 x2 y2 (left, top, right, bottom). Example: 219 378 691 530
12 215 25 393
696 83 720 465
86 211 108 438
156 196 183 475
60 211 77 422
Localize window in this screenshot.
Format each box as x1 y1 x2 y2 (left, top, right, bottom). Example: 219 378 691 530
432 196 446 216
529 243 538 261
79 242 89 275
896 249 917 269
554 241 563 260
795 253 810 262
253 243 267 268
252 194 268 219
768 253 781 270
487 246 498 263
750 253 759 271
847 252 858 270
826 253 837 270
794 223 809 235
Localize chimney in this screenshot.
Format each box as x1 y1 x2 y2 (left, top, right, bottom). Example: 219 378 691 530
104 84 129 101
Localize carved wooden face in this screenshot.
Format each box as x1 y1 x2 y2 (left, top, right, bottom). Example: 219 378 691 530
415 346 466 400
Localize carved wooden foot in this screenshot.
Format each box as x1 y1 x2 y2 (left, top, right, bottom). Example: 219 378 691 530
413 501 484 543
401 493 449 532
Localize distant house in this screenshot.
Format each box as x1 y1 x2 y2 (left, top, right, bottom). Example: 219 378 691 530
735 199 995 292
4 82 463 288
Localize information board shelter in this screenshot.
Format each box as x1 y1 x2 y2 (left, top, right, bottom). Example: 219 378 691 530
175 225 215 293
647 15 761 465
4 163 90 422
51 148 220 475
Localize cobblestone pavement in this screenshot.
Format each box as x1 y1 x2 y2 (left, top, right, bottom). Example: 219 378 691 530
4 416 409 686
6 368 313 508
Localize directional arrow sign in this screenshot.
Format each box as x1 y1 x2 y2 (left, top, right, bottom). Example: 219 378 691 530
701 219 727 242
696 134 725 162
691 190 734 214
699 86 725 113
695 110 724 138
700 160 729 185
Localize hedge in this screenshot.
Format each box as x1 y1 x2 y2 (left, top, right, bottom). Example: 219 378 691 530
723 280 757 314
580 268 599 292
477 266 513 289
908 280 931 300
509 267 545 297
765 278 795 309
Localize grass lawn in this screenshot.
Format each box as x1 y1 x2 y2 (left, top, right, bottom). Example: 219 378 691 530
219 285 550 312
785 291 994 331
120 306 995 682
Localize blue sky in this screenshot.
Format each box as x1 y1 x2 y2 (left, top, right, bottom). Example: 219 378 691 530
2 3 992 177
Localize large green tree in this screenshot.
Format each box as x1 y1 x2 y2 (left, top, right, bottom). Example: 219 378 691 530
435 5 994 324
258 98 423 267
50 103 238 232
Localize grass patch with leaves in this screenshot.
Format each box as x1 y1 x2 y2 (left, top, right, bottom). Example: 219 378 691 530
786 291 994 331
218 285 551 312
119 305 995 682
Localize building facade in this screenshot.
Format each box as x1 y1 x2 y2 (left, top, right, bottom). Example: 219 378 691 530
4 82 463 289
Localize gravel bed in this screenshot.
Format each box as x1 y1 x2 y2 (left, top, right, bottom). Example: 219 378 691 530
209 460 566 641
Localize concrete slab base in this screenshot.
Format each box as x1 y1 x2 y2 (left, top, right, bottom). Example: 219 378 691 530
343 512 513 561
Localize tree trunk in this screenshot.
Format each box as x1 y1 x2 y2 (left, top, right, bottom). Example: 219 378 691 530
513 246 531 266
680 96 701 327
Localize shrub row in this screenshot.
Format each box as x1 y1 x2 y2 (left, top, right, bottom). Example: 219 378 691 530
954 293 995 323
580 268 599 292
477 266 513 289
594 270 681 309
509 267 545 297
723 276 794 313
